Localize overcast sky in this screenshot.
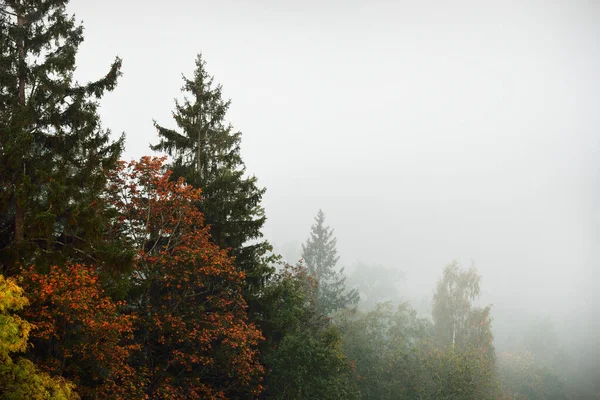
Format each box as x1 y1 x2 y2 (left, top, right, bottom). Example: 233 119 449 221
69 0 599 343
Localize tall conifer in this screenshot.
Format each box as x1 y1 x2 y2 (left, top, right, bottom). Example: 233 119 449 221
152 54 275 299
0 0 124 273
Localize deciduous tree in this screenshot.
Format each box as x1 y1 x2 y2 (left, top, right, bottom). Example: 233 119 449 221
20 264 140 399
432 261 494 360
107 156 264 399
0 274 78 399
430 261 498 398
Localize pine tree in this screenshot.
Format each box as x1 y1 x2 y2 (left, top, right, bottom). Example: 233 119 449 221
0 0 124 274
151 54 275 299
301 210 359 314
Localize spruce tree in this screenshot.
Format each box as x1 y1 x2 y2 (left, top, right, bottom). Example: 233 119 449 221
151 54 275 299
301 210 359 314
0 0 124 274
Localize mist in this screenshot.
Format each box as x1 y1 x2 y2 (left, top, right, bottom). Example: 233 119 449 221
68 0 599 396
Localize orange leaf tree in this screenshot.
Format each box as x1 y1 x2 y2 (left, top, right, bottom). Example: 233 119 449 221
107 156 263 399
20 263 140 399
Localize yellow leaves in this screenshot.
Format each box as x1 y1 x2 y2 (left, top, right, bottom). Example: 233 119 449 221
0 274 80 399
0 274 29 312
1 357 80 400
0 275 32 358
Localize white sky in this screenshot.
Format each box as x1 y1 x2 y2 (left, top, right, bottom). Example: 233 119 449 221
69 0 599 342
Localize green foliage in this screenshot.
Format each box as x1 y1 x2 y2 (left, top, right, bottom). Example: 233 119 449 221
258 264 323 344
151 53 275 300
415 343 500 400
427 262 498 398
337 302 433 399
0 274 79 399
337 262 503 400
301 210 359 314
498 352 568 400
265 327 359 400
432 261 495 360
0 0 125 274
338 303 501 399
259 264 359 399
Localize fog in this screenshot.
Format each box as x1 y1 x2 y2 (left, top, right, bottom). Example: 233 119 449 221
70 0 598 384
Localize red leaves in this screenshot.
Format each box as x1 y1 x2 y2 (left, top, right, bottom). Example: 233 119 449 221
12 157 264 398
106 157 264 398
20 264 142 399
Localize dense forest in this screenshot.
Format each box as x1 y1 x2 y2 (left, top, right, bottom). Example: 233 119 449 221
0 1 598 399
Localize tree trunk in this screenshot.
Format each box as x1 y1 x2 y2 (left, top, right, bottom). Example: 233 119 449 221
452 322 456 349
196 88 202 179
14 3 26 245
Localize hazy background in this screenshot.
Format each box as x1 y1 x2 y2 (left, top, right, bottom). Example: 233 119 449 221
69 0 598 356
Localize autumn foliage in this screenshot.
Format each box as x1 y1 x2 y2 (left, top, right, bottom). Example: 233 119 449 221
11 157 265 399
107 157 264 399
0 274 79 399
20 263 140 399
